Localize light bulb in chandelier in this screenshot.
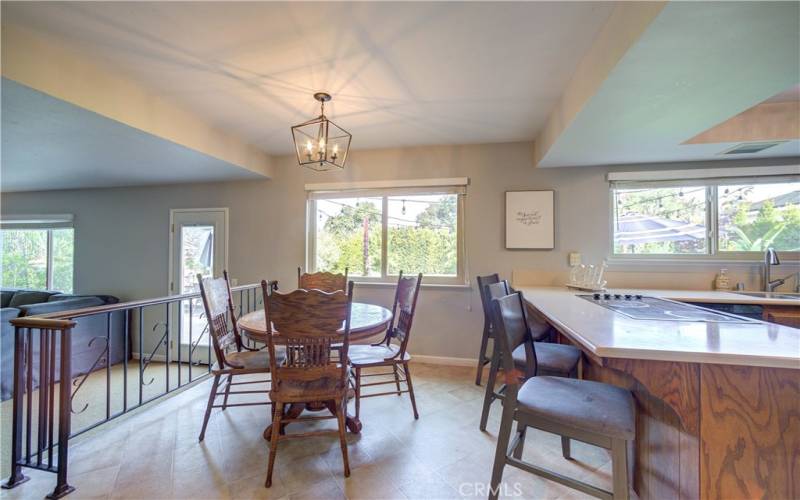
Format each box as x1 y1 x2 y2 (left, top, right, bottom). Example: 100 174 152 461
291 92 351 171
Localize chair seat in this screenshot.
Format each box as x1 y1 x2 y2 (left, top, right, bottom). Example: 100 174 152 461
513 342 580 376
349 344 410 366
213 348 285 373
517 376 635 440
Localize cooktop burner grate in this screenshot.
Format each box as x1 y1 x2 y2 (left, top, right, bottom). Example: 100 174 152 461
578 294 759 323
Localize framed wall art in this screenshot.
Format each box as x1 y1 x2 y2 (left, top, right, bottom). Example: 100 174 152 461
505 190 554 249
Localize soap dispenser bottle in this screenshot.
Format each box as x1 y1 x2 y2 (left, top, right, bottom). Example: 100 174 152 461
715 269 731 291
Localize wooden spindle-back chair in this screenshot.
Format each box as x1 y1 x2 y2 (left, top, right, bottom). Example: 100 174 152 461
197 271 279 441
297 267 348 292
350 272 423 420
260 280 354 487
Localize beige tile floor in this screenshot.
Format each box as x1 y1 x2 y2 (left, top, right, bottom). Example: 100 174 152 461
0 364 614 500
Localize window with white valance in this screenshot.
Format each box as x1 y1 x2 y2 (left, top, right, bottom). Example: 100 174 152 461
305 179 468 285
1 214 75 291
608 167 799 259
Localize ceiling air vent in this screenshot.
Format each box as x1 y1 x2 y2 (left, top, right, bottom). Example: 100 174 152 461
719 141 785 155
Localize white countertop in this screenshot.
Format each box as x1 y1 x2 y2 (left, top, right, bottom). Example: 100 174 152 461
514 286 800 370
612 288 799 306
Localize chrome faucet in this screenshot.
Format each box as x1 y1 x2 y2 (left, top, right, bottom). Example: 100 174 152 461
764 248 785 292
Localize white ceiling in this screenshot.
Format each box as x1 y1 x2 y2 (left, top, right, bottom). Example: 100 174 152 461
539 1 800 167
1 79 263 192
1 1 615 155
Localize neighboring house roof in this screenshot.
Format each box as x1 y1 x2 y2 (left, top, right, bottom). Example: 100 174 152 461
615 214 706 244
749 190 800 211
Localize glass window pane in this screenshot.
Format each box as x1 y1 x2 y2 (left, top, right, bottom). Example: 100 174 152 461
613 187 708 255
315 197 382 277
718 182 800 252
1 229 48 289
51 229 74 293
387 194 458 276
180 226 214 294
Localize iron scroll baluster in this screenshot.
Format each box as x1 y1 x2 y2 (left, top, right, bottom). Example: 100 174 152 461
69 337 110 414
2 284 262 498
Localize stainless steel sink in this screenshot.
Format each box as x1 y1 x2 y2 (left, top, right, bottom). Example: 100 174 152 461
733 291 800 300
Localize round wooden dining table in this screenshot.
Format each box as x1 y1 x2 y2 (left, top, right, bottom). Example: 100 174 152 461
237 302 393 438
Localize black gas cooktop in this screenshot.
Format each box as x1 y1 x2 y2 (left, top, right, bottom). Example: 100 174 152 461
578 293 758 323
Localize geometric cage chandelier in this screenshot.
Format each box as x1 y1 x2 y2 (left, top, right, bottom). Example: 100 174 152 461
291 92 352 171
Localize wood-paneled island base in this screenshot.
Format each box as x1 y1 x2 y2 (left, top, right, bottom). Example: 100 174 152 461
515 287 800 500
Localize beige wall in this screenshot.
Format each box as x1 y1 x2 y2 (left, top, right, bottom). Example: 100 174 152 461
2 142 797 359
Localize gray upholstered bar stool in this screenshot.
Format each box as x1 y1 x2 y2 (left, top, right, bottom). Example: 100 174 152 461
479 280 581 431
489 291 636 500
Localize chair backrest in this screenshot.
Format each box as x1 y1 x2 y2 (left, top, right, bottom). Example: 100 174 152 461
484 280 510 330
262 281 354 394
388 272 423 356
491 291 537 380
477 274 500 332
197 270 242 367
297 267 348 293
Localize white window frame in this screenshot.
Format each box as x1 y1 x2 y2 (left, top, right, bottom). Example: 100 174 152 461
609 173 800 261
0 214 75 291
306 182 468 286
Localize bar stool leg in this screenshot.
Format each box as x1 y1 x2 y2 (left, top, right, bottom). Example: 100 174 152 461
513 422 527 459
611 438 630 500
489 398 515 500
561 436 571 460
479 349 501 431
475 330 490 385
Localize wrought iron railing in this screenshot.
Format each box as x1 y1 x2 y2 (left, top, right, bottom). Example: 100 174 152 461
1 283 264 498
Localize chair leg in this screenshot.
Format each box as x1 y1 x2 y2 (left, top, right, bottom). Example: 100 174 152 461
354 366 362 419
335 398 351 478
222 374 233 411
393 364 402 395
265 402 283 488
403 362 419 420
480 350 501 431
198 374 220 442
489 395 515 500
561 436 572 460
611 438 629 500
475 330 490 385
513 423 527 459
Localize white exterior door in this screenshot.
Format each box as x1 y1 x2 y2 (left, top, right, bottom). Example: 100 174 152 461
169 209 228 364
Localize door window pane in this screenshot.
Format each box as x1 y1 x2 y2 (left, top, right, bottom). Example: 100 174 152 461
718 182 800 252
1 229 48 289
387 194 458 276
613 187 708 255
180 225 214 348
180 226 214 294
315 197 382 277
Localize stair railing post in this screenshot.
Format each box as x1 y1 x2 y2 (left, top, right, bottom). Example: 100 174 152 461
2 326 30 489
47 324 75 499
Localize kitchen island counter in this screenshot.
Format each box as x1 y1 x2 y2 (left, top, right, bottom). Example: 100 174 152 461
513 286 800 369
512 286 799 500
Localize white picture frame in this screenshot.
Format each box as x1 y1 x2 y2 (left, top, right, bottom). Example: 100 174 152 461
505 190 555 249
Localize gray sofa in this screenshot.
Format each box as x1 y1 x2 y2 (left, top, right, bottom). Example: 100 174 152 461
1 288 127 401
